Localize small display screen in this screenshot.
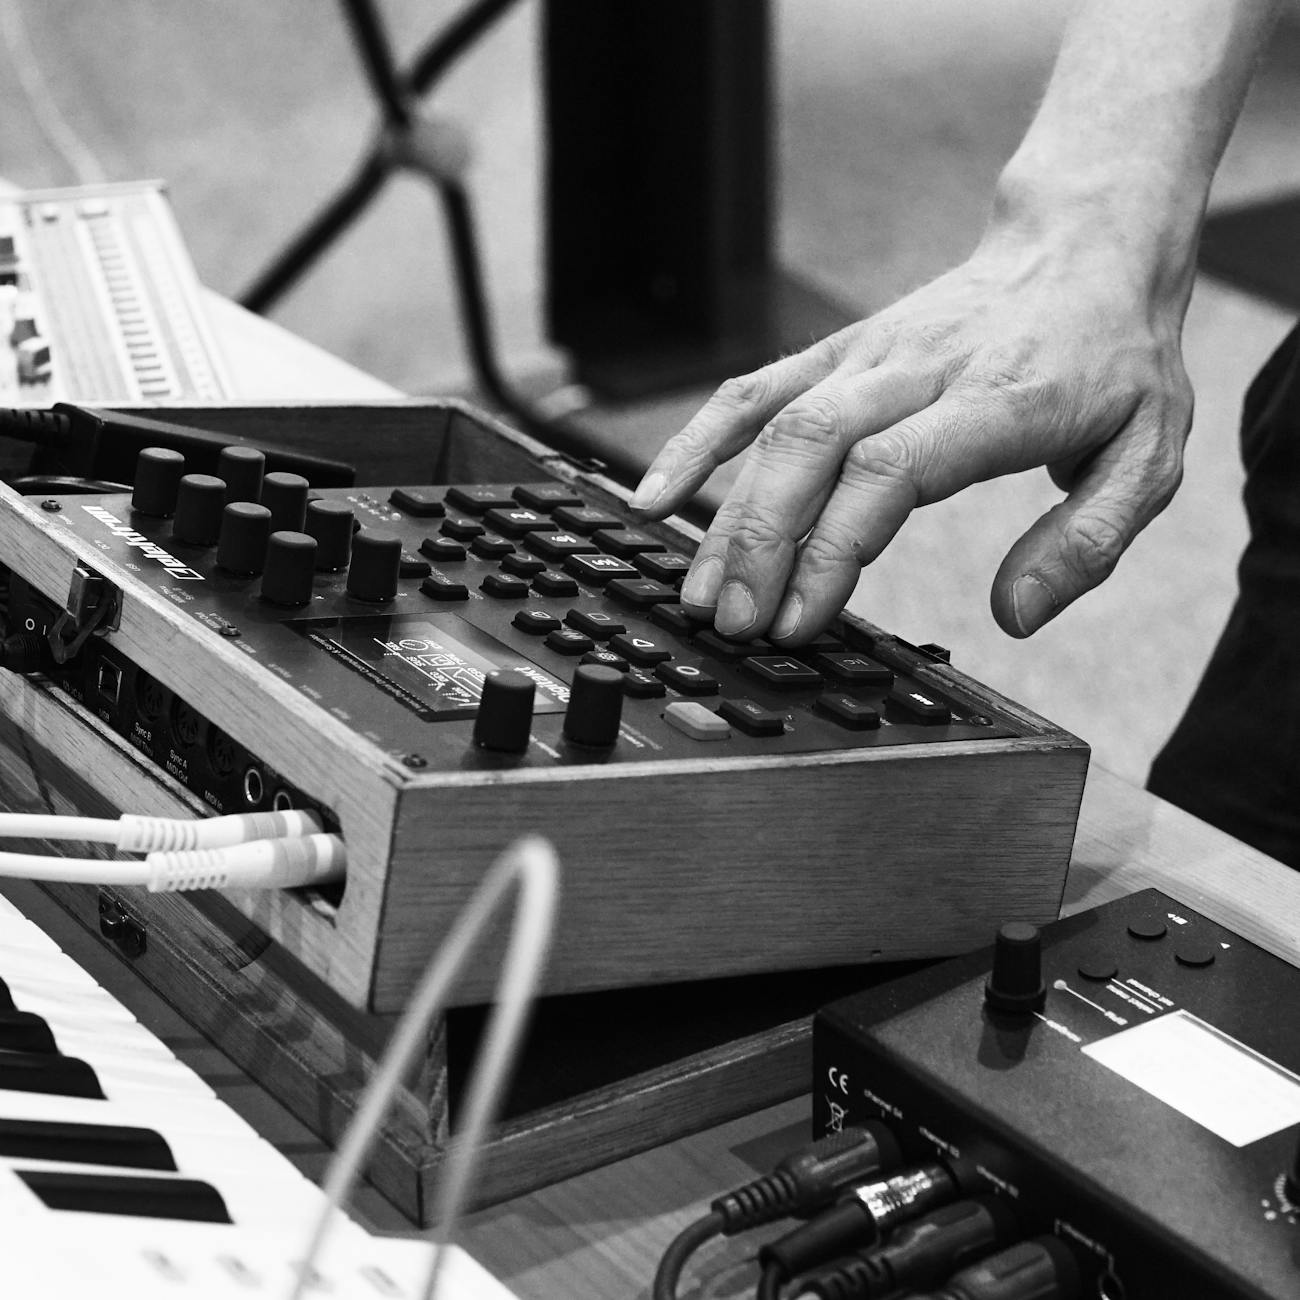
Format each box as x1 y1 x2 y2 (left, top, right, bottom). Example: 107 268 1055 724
1083 1010 1300 1147
289 613 569 721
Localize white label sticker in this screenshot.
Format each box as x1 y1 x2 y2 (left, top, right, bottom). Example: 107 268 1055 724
1083 1010 1300 1147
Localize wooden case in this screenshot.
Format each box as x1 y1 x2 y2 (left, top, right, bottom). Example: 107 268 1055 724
0 399 1089 1016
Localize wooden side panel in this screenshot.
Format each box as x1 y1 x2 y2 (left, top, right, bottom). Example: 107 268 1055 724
380 741 1089 1008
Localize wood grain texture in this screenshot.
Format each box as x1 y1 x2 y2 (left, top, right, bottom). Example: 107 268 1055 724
0 403 1089 1016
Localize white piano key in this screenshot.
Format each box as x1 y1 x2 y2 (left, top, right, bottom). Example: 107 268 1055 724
0 1086 266 1142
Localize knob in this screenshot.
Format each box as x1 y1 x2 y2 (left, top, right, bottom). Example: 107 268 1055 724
260 531 317 607
984 922 1046 1015
305 499 354 571
172 473 225 546
346 530 402 602
563 664 624 747
1285 1136 1300 1207
131 446 186 517
216 502 272 575
218 445 266 504
262 471 310 533
473 669 536 753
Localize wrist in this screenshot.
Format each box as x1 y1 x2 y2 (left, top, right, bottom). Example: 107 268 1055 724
983 152 1203 308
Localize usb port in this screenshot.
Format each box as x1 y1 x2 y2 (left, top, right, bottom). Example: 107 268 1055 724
96 659 122 706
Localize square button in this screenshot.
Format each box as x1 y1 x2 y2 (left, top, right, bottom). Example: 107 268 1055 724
609 633 673 665
813 653 893 686
419 536 466 563
664 701 731 741
592 528 666 559
470 532 516 559
532 570 579 597
526 530 599 561
718 698 786 737
484 506 559 537
606 577 680 608
815 693 882 731
553 505 625 534
635 551 692 583
446 485 517 514
565 609 627 639
565 554 640 585
742 656 824 691
421 572 469 601
655 662 720 696
389 487 444 517
512 483 585 511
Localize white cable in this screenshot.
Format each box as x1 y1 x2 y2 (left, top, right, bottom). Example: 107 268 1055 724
0 808 323 851
0 0 108 186
0 831 346 891
290 835 560 1300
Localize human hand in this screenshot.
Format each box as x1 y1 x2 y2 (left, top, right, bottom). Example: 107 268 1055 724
628 226 1194 643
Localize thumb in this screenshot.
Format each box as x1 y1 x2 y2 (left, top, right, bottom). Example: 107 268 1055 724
990 424 1183 637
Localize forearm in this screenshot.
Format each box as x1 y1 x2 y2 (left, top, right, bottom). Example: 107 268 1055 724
993 0 1281 293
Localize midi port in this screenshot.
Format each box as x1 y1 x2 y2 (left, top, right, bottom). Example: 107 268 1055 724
243 766 265 807
171 699 202 750
135 672 169 723
271 788 294 811
207 727 239 778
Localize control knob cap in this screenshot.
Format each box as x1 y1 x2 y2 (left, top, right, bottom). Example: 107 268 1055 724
346 530 402 602
473 669 536 753
131 446 186 517
984 921 1046 1015
217 445 266 505
172 473 225 546
216 501 272 575
260 531 317 607
261 471 310 533
305 499 354 571
563 664 624 748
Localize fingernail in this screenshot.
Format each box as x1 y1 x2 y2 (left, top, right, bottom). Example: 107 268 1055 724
1011 574 1060 636
770 594 803 642
628 471 668 512
716 581 756 636
680 554 724 610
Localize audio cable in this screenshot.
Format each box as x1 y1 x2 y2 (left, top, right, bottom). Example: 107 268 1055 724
757 1161 969 1299
0 808 346 891
652 1123 901 1300
790 1197 1018 1300
906 1237 1082 1300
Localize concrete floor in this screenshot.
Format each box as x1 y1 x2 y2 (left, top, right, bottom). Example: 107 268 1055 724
2 0 1298 786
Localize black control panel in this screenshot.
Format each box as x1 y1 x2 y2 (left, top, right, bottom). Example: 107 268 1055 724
1 449 1029 818
813 890 1300 1299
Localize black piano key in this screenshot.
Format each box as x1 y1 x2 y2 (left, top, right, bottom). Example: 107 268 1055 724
0 1118 177 1171
0 1051 104 1099
0 1010 58 1054
18 1170 231 1222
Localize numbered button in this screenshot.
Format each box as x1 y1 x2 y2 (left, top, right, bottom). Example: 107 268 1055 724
813 653 893 686
655 662 720 696
420 536 466 563
512 483 584 511
526 531 599 561
742 656 824 691
446 485 517 514
484 506 558 537
565 554 640 585
481 572 530 598
607 577 680 608
471 532 516 559
532 569 579 597
553 505 624 534
635 551 693 583
592 528 666 558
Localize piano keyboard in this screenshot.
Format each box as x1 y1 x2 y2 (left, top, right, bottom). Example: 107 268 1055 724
0 889 516 1298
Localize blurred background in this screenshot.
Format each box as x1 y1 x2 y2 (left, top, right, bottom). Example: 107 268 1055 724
2 0 1299 789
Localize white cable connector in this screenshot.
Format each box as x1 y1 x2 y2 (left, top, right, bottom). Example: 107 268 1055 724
146 833 346 893
0 809 323 851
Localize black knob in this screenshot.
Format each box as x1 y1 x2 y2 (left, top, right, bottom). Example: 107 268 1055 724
984 921 1046 1015
305 499 354 571
563 664 624 747
1285 1135 1300 1207
346 530 402 602
218 445 266 504
260 531 317 606
172 473 225 546
262 471 310 533
473 669 536 753
131 446 186 517
216 501 272 575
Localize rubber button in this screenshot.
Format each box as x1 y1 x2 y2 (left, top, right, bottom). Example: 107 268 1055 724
582 650 629 672
718 698 785 737
635 551 693 583
553 505 624 534
525 530 598 561
565 554 640 585
624 670 667 699
420 572 469 601
607 577 680 608
513 610 561 635
501 552 545 577
420 536 467 563
592 527 666 558
609 633 673 665
398 551 431 578
566 609 627 640
389 487 445 517
656 662 720 696
696 629 773 663
1127 917 1168 941
513 483 584 511
1076 951 1119 982
484 506 558 537
1174 939 1217 968
471 532 516 560
743 656 824 691
441 515 485 541
532 570 579 597
545 629 595 655
664 701 731 741
446 485 517 514
481 572 530 598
